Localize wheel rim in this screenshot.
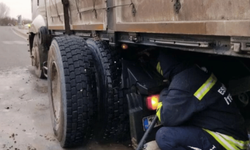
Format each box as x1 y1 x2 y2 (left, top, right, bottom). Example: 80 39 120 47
51 61 61 131
32 47 38 67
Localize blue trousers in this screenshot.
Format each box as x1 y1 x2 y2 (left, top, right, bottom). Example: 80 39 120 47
156 126 225 150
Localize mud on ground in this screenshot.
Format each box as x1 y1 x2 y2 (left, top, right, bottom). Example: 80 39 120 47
0 67 132 150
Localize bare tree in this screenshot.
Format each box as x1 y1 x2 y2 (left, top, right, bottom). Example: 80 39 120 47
0 2 10 19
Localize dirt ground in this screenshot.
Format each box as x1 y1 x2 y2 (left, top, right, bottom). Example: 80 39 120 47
0 66 133 150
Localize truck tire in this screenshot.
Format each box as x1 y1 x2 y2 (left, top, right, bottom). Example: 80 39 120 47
38 26 49 47
48 36 96 148
31 35 46 78
86 39 129 142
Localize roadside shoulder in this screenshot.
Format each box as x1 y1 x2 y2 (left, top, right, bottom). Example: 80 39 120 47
12 27 28 39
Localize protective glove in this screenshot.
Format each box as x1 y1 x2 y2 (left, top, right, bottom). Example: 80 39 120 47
156 88 168 122
156 102 162 122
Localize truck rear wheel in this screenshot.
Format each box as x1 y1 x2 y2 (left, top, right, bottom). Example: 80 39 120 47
86 39 129 142
31 35 46 78
48 36 96 148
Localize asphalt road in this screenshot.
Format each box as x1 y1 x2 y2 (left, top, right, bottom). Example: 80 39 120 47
0 27 30 70
0 26 133 150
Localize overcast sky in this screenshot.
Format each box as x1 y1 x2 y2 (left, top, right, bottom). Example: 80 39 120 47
0 0 31 20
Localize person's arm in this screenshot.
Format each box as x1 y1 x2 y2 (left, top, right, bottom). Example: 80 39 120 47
157 88 197 126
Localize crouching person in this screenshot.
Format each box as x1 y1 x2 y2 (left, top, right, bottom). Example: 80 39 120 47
154 51 249 150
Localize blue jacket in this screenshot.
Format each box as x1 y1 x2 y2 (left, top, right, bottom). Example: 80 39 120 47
156 51 249 149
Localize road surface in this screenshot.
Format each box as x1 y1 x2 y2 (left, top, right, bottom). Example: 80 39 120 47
0 27 30 70
0 26 133 150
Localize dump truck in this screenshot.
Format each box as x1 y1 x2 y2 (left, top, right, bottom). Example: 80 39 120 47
29 0 250 149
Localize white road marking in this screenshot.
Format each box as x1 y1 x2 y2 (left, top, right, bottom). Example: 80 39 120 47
14 41 27 44
2 41 12 44
11 27 27 40
2 41 27 45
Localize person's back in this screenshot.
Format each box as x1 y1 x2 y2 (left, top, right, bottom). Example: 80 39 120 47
154 51 249 150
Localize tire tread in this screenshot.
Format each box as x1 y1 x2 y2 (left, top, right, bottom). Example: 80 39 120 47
52 36 96 147
87 39 129 141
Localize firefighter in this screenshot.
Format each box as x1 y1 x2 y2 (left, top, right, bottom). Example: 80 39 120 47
152 51 249 150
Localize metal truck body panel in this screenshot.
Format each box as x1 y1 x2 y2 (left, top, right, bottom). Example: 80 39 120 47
30 15 47 34
45 0 106 31
31 0 46 21
115 0 250 36
46 0 64 30
30 0 47 33
70 0 106 31
42 0 250 37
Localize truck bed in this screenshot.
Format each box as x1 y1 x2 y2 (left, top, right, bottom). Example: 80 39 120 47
47 0 250 36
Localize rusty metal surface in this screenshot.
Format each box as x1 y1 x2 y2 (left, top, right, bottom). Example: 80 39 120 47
114 0 250 36
48 25 65 30
46 0 250 36
47 0 106 31
115 21 250 36
71 24 104 31
47 0 64 28
62 0 71 34
69 0 106 27
116 0 250 22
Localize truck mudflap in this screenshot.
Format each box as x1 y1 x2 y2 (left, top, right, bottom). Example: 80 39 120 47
122 60 168 149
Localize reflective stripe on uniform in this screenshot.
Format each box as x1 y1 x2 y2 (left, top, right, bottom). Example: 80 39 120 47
156 62 163 76
156 102 162 121
194 74 217 101
203 129 249 150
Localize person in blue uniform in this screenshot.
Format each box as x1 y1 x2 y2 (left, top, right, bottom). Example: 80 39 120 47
153 51 249 150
